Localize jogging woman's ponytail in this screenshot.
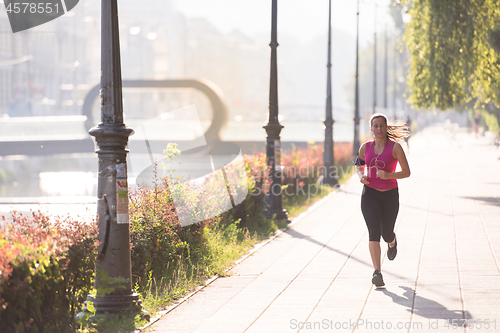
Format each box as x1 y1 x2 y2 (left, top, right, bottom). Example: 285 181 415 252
369 113 410 145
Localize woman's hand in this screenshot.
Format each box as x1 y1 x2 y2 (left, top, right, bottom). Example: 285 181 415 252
360 175 370 185
376 170 388 179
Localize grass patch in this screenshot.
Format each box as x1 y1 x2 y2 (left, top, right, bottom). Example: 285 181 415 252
77 312 147 333
77 217 277 333
136 217 281 322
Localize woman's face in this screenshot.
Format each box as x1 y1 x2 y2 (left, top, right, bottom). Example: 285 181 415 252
371 117 387 139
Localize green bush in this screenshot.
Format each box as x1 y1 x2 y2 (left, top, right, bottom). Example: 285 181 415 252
129 171 221 290
0 169 16 187
480 109 500 135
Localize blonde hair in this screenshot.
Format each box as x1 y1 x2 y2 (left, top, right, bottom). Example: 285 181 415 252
369 113 410 145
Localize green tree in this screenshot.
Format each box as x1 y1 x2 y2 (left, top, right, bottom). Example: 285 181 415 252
403 0 500 119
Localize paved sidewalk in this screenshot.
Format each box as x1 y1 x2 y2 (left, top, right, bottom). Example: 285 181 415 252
147 124 500 333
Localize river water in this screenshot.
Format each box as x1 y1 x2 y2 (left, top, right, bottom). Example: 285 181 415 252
0 117 365 222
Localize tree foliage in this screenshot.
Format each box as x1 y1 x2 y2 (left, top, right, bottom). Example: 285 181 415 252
404 0 500 110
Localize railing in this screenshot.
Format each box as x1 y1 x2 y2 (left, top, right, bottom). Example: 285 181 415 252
82 79 229 142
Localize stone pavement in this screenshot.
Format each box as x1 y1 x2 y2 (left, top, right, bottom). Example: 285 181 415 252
146 124 500 333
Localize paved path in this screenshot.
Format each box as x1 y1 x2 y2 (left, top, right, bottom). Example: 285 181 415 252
147 124 500 333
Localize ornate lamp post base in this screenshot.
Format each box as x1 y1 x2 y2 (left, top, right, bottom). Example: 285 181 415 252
86 294 143 313
321 173 339 187
77 294 148 320
263 122 290 223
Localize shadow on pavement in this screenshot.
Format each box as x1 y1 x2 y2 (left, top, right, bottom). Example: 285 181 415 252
460 196 500 207
285 228 371 269
284 228 412 282
379 286 470 322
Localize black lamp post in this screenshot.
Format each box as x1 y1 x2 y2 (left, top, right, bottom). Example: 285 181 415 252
392 32 398 120
322 0 338 186
353 0 361 156
373 3 377 115
401 7 412 118
84 0 144 318
384 27 388 112
263 0 289 222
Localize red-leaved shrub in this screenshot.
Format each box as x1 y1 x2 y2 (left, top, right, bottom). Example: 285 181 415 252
0 210 97 333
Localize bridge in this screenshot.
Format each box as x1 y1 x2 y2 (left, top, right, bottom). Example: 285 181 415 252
0 79 346 157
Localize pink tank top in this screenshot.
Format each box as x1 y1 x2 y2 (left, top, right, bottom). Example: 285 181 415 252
365 139 398 190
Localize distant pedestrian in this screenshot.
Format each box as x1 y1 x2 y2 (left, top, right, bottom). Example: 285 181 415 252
473 110 480 138
354 113 411 287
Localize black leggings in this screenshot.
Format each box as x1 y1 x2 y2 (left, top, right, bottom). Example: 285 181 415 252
361 185 399 242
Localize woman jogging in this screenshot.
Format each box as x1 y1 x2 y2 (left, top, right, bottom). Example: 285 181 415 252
355 113 411 287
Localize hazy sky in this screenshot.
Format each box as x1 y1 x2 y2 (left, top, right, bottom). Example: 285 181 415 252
173 0 395 45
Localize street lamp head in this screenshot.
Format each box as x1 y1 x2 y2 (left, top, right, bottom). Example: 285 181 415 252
147 32 157 40
129 26 141 35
